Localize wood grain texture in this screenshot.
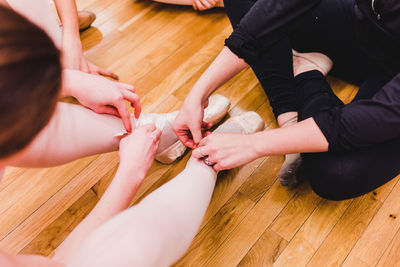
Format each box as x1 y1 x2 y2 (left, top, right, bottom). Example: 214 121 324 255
0 0 398 266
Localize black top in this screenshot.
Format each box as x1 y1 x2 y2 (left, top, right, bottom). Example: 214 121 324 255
225 0 400 150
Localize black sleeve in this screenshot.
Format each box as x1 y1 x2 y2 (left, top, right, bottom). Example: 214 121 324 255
313 73 400 151
224 0 321 65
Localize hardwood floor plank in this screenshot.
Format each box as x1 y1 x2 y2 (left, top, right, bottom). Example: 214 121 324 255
350 178 400 265
175 192 255 266
238 229 288 267
273 199 351 266
307 192 382 266
20 190 98 256
376 227 400 267
270 183 322 242
204 180 295 266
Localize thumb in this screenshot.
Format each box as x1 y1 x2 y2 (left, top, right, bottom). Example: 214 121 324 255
190 123 203 145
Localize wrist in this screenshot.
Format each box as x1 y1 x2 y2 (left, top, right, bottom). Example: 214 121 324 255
118 161 147 180
190 79 216 105
62 23 80 39
61 70 74 97
115 162 146 192
250 132 268 158
62 32 82 53
186 90 209 108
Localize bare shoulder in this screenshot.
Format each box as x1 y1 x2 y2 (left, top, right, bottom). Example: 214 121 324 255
0 250 64 267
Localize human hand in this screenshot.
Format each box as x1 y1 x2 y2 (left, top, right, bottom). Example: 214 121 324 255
63 69 141 132
62 34 119 80
119 124 162 176
173 97 212 149
192 0 218 10
192 133 260 171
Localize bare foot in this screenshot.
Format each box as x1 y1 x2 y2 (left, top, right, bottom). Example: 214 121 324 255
78 11 96 32
292 50 333 77
277 111 298 128
293 56 325 77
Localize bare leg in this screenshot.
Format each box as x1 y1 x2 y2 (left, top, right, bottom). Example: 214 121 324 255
12 94 230 167
11 103 188 168
53 114 258 266
58 157 216 267
5 0 62 47
11 103 125 168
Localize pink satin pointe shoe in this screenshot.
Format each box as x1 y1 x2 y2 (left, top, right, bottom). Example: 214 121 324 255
214 111 265 135
141 94 231 164
292 50 333 76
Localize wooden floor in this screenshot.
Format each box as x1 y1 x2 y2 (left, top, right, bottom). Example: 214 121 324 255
1 0 400 266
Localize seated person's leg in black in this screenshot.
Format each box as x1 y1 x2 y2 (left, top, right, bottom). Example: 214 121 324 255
296 71 400 200
224 0 296 118
224 0 377 118
352 74 392 101
289 0 378 83
303 138 400 201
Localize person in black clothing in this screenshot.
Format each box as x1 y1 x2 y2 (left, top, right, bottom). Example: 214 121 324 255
173 0 400 200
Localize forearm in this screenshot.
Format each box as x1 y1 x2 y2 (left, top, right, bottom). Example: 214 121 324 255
254 118 329 156
188 46 247 104
54 0 80 38
53 164 145 263
10 102 125 168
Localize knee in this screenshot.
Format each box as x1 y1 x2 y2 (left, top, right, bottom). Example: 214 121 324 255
303 153 361 201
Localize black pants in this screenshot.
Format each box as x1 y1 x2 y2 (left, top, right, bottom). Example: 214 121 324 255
224 0 400 200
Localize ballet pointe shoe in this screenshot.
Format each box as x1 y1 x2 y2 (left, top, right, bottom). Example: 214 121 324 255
78 10 96 32
292 50 333 76
214 111 265 134
155 94 231 164
203 94 231 123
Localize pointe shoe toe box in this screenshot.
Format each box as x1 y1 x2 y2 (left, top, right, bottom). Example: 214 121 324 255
231 112 265 134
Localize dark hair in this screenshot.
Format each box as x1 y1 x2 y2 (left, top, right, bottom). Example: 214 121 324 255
0 6 62 159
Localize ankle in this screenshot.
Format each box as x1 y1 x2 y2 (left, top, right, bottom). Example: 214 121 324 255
187 157 218 175
277 112 298 128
